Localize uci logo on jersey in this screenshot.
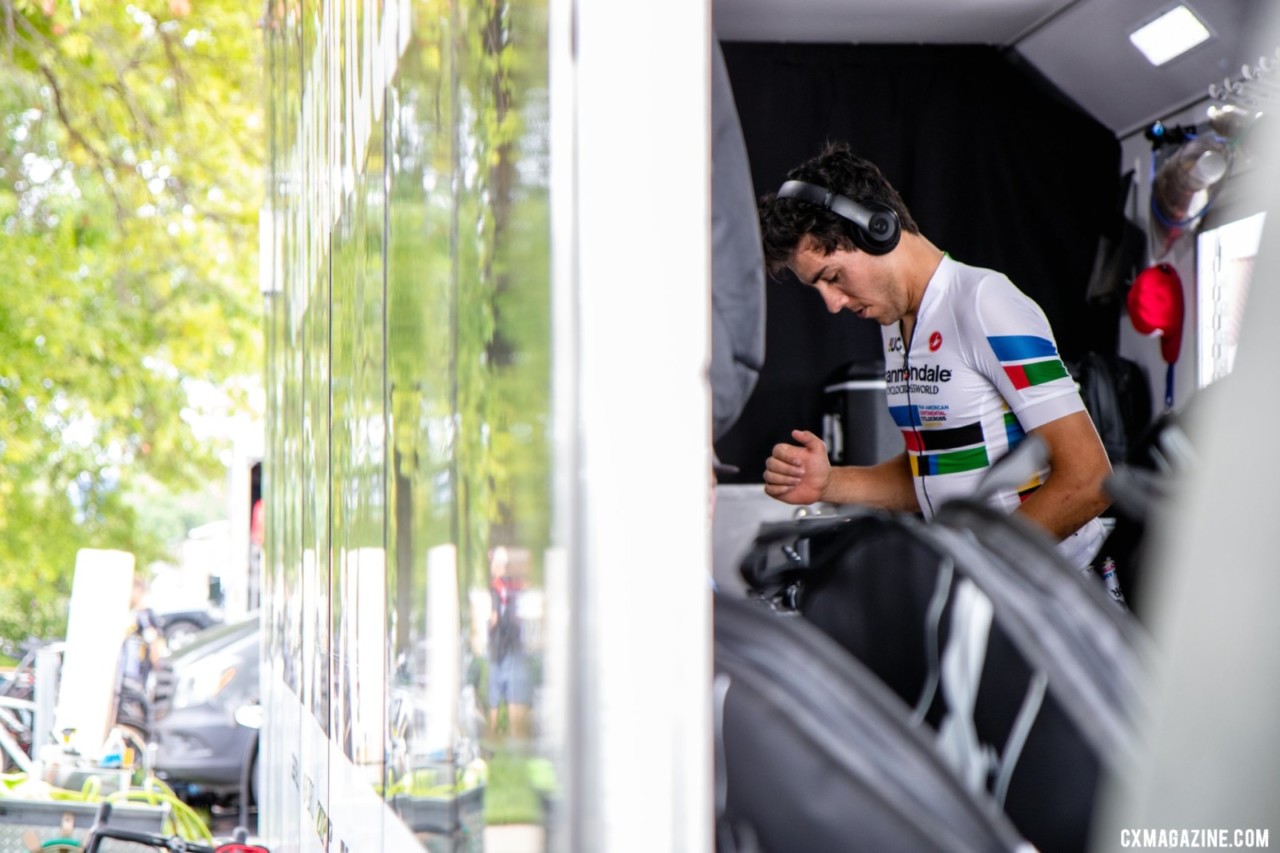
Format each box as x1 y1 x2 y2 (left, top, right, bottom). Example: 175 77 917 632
888 336 903 352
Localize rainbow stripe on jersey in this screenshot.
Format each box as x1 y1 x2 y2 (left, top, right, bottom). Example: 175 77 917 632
891 408 1037 479
988 335 1070 390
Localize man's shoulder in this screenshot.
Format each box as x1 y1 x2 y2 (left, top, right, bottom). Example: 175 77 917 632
937 260 1011 327
946 262 1042 328
944 258 1017 297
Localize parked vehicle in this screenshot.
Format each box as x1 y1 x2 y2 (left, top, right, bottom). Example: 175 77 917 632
155 607 225 653
151 614 260 806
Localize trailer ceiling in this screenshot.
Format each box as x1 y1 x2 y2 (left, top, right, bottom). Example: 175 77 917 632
713 0 1271 136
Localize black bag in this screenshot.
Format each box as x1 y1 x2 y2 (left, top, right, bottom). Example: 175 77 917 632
1066 352 1153 466
714 593 1026 853
738 504 1150 853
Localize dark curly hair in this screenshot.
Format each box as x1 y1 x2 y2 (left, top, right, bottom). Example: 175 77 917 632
758 141 919 277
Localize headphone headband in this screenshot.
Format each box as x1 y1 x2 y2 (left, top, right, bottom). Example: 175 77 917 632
776 179 901 255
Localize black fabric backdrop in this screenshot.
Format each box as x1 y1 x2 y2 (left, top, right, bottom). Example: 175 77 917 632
714 43 1124 482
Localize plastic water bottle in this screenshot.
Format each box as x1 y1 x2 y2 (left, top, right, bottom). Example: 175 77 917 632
99 727 125 768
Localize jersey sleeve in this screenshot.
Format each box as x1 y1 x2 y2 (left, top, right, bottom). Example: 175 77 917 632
966 273 1085 431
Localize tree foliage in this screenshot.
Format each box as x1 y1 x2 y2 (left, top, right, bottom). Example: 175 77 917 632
381 0 551 595
0 0 264 640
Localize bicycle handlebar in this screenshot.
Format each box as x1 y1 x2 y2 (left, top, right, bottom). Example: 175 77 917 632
85 801 269 853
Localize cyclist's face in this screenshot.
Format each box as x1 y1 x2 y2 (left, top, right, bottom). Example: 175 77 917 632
789 236 907 326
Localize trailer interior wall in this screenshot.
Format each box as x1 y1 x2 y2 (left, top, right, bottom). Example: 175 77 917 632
1117 99 1270 418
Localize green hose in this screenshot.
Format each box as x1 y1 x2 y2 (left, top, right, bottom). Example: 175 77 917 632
107 779 214 843
0 769 213 844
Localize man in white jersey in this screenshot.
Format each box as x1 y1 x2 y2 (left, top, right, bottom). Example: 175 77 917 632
759 142 1111 569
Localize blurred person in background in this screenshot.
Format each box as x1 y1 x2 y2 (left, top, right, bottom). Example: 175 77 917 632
116 575 168 731
487 546 530 738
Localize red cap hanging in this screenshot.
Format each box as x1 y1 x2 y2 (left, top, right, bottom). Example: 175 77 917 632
1128 263 1184 364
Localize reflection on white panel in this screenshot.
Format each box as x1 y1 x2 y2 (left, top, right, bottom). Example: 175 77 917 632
276 685 422 853
56 549 134 757
540 547 568 781
327 724 387 853
360 548 384 768
300 544 329 853
352 547 386 767
424 544 459 758
300 547 322 726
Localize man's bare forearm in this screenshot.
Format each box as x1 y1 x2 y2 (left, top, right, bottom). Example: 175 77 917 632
822 452 921 512
1016 411 1113 541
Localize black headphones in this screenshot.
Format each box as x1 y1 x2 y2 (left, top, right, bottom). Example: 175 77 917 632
776 179 901 255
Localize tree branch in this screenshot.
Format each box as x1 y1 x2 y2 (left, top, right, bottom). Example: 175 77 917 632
38 64 128 222
5 0 14 64
104 80 159 151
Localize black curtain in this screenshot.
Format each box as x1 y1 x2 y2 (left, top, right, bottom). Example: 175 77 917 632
714 43 1122 481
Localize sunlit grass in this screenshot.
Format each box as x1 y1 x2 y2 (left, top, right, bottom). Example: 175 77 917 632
483 744 545 826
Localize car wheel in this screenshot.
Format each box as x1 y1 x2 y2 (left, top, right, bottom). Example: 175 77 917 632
116 691 151 739
163 618 203 652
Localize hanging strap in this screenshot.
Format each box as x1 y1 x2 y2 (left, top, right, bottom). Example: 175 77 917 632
992 670 1049 807
911 557 955 726
935 579 998 791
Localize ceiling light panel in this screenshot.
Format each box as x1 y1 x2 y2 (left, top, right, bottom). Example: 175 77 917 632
1129 4 1212 66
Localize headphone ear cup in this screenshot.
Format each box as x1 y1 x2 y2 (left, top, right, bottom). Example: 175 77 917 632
858 207 901 255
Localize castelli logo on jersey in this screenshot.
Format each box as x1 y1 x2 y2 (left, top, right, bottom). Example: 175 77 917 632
929 331 943 352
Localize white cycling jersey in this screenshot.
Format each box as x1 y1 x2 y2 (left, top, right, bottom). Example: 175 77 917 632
881 255 1105 569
